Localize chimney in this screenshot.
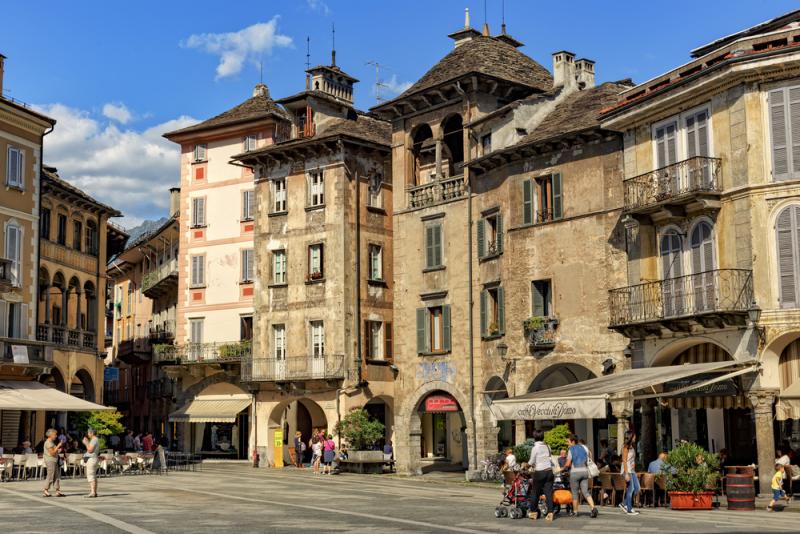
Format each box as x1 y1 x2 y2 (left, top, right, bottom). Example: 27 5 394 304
253 83 270 98
575 59 596 89
169 187 181 218
0 53 5 98
552 51 577 89
448 8 481 47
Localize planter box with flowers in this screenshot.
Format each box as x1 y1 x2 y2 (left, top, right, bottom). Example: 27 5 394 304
662 442 720 510
523 316 559 349
306 271 324 282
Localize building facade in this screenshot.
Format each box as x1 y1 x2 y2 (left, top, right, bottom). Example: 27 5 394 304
234 58 394 467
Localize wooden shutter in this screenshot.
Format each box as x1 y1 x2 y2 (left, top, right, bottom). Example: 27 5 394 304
6 225 19 285
442 305 451 352
523 179 533 225
434 225 442 267
0 301 6 337
19 303 28 339
777 207 799 308
532 282 545 317
656 123 678 168
6 147 17 186
496 214 504 254
319 244 324 276
480 290 487 336
477 219 486 258
690 223 714 274
425 226 434 268
552 173 563 220
17 150 24 190
660 234 683 279
416 308 426 353
790 87 800 176
364 320 372 359
497 287 505 334
770 88 790 180
384 322 393 361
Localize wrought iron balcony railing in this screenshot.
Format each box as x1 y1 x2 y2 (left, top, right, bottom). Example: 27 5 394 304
242 354 345 382
154 341 251 365
609 269 753 328
0 337 50 365
142 258 179 297
406 174 467 210
0 258 13 288
524 317 559 349
623 156 722 213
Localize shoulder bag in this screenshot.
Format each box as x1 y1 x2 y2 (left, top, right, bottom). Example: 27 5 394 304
584 444 600 477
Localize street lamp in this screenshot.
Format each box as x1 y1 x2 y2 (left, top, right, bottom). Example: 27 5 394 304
747 301 762 326
496 342 509 359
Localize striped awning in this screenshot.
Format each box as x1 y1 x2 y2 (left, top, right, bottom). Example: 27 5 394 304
168 394 251 423
776 381 800 421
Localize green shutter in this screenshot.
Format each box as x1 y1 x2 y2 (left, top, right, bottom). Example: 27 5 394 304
416 308 426 353
523 179 533 225
443 305 451 352
532 282 545 317
480 290 487 337
385 322 393 361
496 214 503 254
477 219 486 258
434 224 442 267
497 287 505 334
425 226 434 268
552 173 563 220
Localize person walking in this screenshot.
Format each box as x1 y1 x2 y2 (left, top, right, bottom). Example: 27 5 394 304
620 430 640 515
311 436 322 475
322 434 336 475
564 434 598 518
528 429 555 522
293 431 305 468
82 428 100 498
42 429 65 498
124 430 135 452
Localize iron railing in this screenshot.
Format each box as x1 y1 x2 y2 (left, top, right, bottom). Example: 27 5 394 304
623 156 722 212
147 378 175 399
154 341 251 365
609 269 753 327
142 258 178 295
0 337 49 364
242 354 345 382
0 258 12 287
36 325 97 352
406 174 467 209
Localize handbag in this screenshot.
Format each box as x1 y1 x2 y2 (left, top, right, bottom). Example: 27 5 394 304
584 445 600 477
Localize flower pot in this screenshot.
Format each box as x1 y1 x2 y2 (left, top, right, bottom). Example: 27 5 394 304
669 491 714 510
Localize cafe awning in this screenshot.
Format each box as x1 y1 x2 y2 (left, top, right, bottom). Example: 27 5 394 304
0 380 113 411
488 360 757 421
168 393 252 423
776 381 800 421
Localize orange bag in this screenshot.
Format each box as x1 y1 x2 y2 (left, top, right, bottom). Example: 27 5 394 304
553 489 572 505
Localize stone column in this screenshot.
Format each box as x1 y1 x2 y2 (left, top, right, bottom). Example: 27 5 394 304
515 420 526 445
74 289 82 330
611 397 633 454
44 285 51 324
748 390 778 496
435 139 443 179
61 289 68 326
640 399 657 466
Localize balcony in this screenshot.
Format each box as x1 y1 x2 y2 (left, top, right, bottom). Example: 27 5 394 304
524 317 559 350
406 174 467 210
40 240 98 273
36 325 99 354
114 337 152 365
0 258 13 290
623 156 722 217
154 341 251 366
242 354 345 382
609 269 753 336
142 259 179 299
0 337 52 371
149 321 175 343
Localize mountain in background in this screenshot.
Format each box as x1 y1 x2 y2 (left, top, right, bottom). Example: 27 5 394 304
124 217 169 244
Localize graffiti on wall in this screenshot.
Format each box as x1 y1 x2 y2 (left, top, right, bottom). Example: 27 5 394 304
416 361 456 384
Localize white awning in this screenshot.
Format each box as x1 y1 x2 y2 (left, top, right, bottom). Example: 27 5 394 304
489 360 757 421
776 381 800 421
0 380 113 411
169 394 251 423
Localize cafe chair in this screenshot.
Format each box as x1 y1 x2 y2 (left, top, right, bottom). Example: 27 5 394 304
599 473 614 506
639 473 655 507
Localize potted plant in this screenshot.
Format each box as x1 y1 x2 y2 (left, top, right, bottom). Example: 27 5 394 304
335 409 385 462
662 442 720 510
488 322 500 336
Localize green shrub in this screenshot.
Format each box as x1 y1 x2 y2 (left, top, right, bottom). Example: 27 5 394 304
662 442 720 494
513 439 535 464
544 424 571 453
73 410 125 449
335 409 385 450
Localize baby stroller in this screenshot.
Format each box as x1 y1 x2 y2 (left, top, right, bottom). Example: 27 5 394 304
495 469 532 519
536 471 573 518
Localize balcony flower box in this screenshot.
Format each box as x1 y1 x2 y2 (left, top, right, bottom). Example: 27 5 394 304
524 316 559 349
306 271 324 282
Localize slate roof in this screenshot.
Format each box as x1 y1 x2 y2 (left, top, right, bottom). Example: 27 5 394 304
164 85 289 138
375 36 552 110
42 165 122 217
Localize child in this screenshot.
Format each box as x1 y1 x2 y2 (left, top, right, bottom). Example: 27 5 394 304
768 463 791 511
502 447 517 471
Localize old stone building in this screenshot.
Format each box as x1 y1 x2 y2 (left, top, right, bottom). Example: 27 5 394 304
600 10 800 493
233 54 394 467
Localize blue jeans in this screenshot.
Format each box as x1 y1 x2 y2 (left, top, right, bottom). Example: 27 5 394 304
624 473 640 512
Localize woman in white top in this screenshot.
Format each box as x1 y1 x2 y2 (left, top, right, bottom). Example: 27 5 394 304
620 430 640 515
528 429 554 522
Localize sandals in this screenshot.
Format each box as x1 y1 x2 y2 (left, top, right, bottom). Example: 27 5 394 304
42 490 51 497
56 491 66 497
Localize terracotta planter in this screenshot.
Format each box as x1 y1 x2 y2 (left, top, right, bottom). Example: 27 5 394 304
669 491 714 510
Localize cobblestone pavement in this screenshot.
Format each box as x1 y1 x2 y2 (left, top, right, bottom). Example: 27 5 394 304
0 463 797 533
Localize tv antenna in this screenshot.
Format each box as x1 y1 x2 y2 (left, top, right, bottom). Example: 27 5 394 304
366 61 390 104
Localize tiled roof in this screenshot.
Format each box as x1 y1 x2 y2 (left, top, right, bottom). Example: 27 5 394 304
164 85 289 138
42 166 122 217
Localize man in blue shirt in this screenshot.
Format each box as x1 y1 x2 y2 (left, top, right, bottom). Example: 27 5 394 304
648 452 668 474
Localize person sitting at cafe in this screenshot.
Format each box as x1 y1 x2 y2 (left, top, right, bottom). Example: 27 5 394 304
648 452 668 474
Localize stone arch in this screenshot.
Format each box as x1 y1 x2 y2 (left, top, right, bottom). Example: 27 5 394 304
485 376 509 400
650 336 734 368
761 330 800 390
71 368 95 402
40 365 66 392
441 113 464 175
177 372 245 404
364 394 394 443
527 362 596 393
409 123 435 186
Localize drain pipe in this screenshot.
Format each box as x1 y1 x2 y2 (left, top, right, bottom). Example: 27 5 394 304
455 81 477 472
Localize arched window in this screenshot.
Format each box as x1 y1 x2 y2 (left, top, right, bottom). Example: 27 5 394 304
85 220 98 256
776 205 800 308
4 221 22 287
690 221 715 274
659 230 683 279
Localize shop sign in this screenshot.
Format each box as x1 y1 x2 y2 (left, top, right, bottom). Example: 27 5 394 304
663 374 738 397
490 397 607 421
274 430 283 447
104 367 119 382
11 346 28 364
516 401 580 420
425 394 459 413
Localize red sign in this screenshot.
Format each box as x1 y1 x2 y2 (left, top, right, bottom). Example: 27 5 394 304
424 394 459 413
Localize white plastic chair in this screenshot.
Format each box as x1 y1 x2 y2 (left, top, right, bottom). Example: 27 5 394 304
24 454 40 480
12 455 25 480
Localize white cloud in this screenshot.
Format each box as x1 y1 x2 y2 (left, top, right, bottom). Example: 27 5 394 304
182 18 293 79
382 75 412 96
102 102 132 124
35 103 198 225
306 0 330 15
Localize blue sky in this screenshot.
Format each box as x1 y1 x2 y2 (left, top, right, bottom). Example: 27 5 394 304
2 0 797 226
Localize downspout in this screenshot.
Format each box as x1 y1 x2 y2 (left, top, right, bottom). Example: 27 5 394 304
35 125 54 341
455 81 477 471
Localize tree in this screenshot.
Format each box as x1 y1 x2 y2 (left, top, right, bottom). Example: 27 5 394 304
335 409 385 450
73 410 125 450
544 424 571 453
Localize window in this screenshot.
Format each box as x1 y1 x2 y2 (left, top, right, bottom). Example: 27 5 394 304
273 324 286 359
769 86 800 181
368 244 383 280
2 302 26 338
523 173 562 224
242 190 255 221
40 208 51 241
367 174 382 208
190 255 205 287
308 244 324 279
56 214 67 245
273 249 287 284
240 315 253 341
5 146 24 189
416 305 451 354
654 121 678 168
480 286 505 338
425 223 443 269
365 320 392 361
777 205 800 308
193 144 207 162
127 283 133 314
244 135 257 152
531 280 552 317
310 321 325 356
308 170 324 207
272 179 287 213
72 221 82 251
481 133 492 156
85 221 98 256
477 212 503 258
191 197 206 227
241 249 254 283
4 223 21 287
189 318 204 344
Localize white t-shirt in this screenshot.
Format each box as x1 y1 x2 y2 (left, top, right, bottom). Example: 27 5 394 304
312 442 322 456
505 454 517 469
